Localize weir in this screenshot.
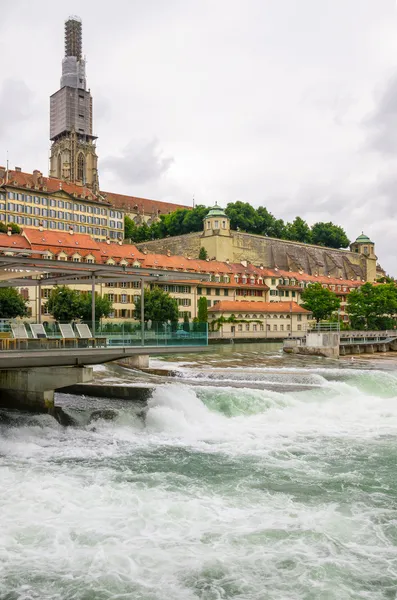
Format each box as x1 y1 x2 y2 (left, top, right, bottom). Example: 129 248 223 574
284 328 397 358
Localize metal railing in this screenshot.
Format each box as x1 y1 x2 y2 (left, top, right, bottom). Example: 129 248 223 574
0 320 208 351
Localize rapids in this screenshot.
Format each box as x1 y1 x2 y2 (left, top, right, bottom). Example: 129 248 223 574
1 344 397 599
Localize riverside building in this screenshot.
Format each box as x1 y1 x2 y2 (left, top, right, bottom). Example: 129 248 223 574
0 228 363 336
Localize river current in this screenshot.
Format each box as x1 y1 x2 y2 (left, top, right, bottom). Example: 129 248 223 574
1 344 397 599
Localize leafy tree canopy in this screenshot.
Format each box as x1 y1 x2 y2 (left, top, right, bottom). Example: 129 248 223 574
347 283 397 330
0 287 27 319
80 293 113 322
0 222 21 234
311 222 350 249
134 287 179 325
45 287 114 322
301 282 341 323
124 203 350 249
45 286 84 322
197 296 208 323
198 247 208 260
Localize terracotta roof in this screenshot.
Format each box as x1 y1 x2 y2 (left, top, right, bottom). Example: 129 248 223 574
22 228 100 251
1 170 106 204
208 301 310 314
102 191 190 216
97 242 145 261
0 234 31 249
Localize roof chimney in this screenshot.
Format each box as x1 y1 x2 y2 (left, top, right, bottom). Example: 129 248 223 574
106 236 111 245
7 226 12 236
38 221 44 232
166 249 171 257
69 225 74 235
15 166 21 172
33 170 42 186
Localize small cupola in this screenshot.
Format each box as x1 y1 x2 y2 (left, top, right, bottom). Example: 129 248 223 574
203 203 230 236
350 232 375 257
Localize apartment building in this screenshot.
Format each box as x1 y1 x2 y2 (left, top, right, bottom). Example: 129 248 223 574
0 168 124 241
0 229 362 328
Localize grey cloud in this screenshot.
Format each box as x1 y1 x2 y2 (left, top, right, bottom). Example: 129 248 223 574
365 75 397 155
101 139 174 185
0 79 35 137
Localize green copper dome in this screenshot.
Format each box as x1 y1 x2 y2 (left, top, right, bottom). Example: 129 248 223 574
205 203 227 218
354 232 373 244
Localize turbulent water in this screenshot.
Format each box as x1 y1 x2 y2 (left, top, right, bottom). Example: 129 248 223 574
1 345 397 599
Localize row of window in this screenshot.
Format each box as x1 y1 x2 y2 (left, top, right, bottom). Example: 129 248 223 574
1 215 121 237
232 323 302 332
197 287 229 296
156 285 191 294
6 193 123 218
3 204 121 226
269 289 297 298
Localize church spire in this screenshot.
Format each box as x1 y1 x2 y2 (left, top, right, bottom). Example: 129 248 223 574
49 16 99 193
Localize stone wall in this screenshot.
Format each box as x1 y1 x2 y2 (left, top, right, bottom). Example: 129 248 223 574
137 229 371 281
137 232 202 258
228 232 368 280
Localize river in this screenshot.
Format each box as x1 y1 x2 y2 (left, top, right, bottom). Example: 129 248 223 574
1 343 397 599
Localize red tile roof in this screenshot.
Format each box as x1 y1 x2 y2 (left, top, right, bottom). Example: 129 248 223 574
1 170 104 204
23 228 100 251
102 191 190 215
0 233 31 249
208 301 310 314
97 241 145 261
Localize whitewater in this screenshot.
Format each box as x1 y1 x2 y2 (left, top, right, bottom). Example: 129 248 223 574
1 345 397 599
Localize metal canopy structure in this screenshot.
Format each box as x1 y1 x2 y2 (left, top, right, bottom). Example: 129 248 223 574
0 252 209 287
0 250 210 340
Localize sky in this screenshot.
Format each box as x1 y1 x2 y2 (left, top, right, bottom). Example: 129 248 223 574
1 0 397 274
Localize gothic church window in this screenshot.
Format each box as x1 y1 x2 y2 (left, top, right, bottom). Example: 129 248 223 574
77 153 85 182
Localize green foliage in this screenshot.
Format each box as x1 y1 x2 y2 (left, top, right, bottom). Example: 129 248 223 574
124 216 136 240
197 296 208 323
311 222 350 249
0 287 27 318
198 247 208 260
124 202 350 250
285 217 312 244
347 283 397 330
45 286 83 322
301 282 341 323
0 222 21 234
134 287 179 325
80 293 113 322
183 313 190 332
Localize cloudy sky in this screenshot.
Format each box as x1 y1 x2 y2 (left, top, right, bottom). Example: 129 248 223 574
1 0 397 273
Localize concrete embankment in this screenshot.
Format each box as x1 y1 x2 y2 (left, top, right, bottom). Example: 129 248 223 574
58 384 155 402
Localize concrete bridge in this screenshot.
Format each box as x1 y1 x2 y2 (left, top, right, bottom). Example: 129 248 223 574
0 344 208 414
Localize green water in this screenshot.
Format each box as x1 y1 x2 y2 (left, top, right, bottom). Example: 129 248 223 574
1 345 397 599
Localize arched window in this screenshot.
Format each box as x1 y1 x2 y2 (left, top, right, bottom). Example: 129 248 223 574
57 153 62 177
77 153 85 182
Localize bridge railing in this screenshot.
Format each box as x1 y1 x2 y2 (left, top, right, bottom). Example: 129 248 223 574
0 320 208 351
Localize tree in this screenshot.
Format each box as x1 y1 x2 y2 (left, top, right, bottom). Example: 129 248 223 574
45 286 83 322
0 222 21 234
197 296 208 322
80 293 113 322
134 287 179 325
124 215 137 240
225 201 261 232
347 283 397 330
183 313 190 332
198 247 208 260
311 222 350 249
301 282 341 323
285 217 312 244
0 287 27 318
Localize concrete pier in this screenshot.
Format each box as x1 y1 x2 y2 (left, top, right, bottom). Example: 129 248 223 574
0 366 93 412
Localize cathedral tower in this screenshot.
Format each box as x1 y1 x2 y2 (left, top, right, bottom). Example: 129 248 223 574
49 16 99 192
